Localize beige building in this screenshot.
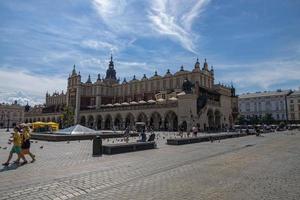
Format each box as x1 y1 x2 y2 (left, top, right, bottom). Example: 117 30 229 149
287 89 300 122
25 56 238 131
0 101 24 128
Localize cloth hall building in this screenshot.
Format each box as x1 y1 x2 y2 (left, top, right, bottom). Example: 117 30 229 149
24 56 238 131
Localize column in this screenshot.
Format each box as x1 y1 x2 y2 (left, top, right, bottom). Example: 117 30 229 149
74 86 81 124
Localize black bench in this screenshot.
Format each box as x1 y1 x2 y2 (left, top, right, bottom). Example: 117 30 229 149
167 133 248 145
103 141 156 154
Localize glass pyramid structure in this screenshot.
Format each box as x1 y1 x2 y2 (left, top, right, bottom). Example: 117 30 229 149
55 124 96 135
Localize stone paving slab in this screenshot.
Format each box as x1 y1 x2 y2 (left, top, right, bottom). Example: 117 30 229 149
0 129 299 200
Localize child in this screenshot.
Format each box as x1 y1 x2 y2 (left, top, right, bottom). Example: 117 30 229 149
2 127 27 166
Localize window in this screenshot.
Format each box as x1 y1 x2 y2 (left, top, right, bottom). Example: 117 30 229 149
291 113 295 120
290 104 294 112
266 101 271 111
290 99 294 103
246 102 250 112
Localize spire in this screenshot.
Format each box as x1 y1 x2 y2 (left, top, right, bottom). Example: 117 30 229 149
167 69 170 74
86 74 92 83
194 58 200 68
72 64 77 76
123 78 127 83
109 54 114 69
105 54 117 81
143 74 147 79
133 75 136 80
180 65 184 71
154 71 158 76
203 58 208 71
210 66 214 75
97 74 101 81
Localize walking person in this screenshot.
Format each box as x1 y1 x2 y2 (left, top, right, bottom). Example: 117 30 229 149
192 126 198 137
2 127 27 166
124 127 130 143
16 126 36 163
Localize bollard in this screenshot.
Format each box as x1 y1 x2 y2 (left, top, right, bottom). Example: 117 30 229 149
93 136 102 156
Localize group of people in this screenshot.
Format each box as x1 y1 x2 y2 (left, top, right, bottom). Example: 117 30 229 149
2 125 36 166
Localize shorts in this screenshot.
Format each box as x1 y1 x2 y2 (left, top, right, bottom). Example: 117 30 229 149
22 140 30 149
21 149 30 155
10 146 22 154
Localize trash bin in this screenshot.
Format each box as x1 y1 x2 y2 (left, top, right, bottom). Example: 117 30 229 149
93 136 102 156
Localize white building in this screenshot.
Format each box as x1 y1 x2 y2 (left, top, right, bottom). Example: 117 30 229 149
238 90 291 121
287 89 300 122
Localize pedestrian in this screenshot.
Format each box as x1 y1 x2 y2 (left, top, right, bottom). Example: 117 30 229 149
124 127 130 143
192 126 198 137
16 126 36 163
2 127 27 166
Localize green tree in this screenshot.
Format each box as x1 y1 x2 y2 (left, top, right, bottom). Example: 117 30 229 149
238 115 247 125
61 106 74 128
261 113 275 125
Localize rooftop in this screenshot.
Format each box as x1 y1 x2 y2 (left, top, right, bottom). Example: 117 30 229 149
239 90 291 99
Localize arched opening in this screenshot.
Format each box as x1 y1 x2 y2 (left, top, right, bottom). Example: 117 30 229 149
96 115 102 130
215 110 221 131
207 109 214 131
125 113 135 129
181 121 187 131
80 116 86 126
42 118 45 122
104 115 112 130
87 115 94 129
37 118 40 122
25 119 28 123
150 112 162 131
51 117 56 122
29 119 32 123
47 117 50 122
137 112 148 124
114 114 122 130
164 111 178 131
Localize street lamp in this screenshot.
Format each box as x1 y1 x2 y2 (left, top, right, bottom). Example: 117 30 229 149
6 116 10 132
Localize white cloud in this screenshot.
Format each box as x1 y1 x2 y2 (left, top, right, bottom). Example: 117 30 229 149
81 39 119 52
216 59 300 92
148 0 210 53
0 68 66 105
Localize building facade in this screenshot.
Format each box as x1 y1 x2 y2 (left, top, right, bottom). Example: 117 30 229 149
238 90 291 121
0 101 24 128
25 56 238 131
287 89 300 123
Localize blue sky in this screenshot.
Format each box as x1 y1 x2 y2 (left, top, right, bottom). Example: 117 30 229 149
0 0 300 105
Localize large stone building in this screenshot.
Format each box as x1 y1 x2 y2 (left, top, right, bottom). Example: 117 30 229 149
25 56 238 131
287 89 300 123
238 90 292 121
0 101 24 128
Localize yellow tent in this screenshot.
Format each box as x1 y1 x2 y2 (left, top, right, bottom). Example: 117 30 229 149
32 121 59 132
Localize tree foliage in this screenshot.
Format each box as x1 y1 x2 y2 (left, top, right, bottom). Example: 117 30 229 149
61 106 74 128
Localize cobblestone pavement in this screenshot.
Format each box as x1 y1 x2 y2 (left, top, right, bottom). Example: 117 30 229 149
0 129 299 200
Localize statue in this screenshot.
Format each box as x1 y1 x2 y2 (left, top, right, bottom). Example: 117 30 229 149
182 78 194 94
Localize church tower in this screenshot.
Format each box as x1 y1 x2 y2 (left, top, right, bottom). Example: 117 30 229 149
104 55 117 84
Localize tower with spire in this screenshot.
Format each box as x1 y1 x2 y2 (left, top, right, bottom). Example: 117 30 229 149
105 54 117 82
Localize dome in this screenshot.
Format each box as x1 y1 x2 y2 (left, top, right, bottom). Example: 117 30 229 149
169 97 178 101
121 102 130 106
138 100 147 104
130 101 138 105
147 99 156 103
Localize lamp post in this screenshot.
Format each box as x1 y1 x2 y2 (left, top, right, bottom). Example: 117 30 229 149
6 116 10 132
